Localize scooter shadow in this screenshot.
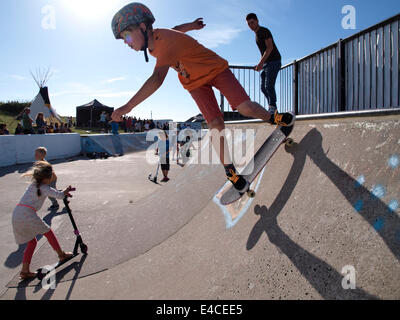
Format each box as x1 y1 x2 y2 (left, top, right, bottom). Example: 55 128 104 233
14 254 87 300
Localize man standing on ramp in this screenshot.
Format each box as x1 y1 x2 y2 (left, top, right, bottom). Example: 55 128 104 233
246 13 282 115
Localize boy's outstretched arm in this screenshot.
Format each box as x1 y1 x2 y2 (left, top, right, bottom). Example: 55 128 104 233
112 66 169 121
173 18 205 33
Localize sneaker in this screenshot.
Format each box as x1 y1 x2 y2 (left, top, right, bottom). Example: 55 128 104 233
161 177 170 182
49 203 59 210
226 169 249 193
269 111 296 127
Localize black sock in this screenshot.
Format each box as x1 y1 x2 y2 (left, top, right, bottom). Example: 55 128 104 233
224 163 236 176
269 111 275 124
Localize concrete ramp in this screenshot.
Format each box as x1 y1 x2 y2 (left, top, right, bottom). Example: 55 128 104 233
4 115 400 299
81 133 156 156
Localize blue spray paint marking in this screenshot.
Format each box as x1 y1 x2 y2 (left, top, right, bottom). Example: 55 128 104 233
355 175 365 188
388 154 400 169
373 217 385 232
371 184 386 200
388 199 399 213
353 200 364 213
214 167 266 229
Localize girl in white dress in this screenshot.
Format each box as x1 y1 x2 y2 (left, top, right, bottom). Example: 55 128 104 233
12 161 76 280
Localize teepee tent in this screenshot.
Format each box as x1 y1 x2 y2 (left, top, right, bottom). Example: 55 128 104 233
28 68 62 124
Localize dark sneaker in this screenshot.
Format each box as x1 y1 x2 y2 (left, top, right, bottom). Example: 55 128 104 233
269 111 296 127
226 168 249 193
49 203 59 210
161 177 170 182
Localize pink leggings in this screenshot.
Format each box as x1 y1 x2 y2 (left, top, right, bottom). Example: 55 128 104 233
23 230 61 264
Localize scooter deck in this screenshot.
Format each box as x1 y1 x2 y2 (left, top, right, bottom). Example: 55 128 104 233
220 124 294 205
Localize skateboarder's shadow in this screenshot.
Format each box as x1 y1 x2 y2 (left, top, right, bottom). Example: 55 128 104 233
247 128 400 298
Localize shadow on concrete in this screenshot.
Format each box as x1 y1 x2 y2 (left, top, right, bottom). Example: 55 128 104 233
247 128 399 299
13 254 88 300
3 244 26 269
0 155 89 178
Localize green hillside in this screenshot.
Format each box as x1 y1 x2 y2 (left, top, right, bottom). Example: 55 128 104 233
0 101 28 133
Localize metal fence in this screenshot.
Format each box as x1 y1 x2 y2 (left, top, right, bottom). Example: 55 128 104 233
222 13 399 116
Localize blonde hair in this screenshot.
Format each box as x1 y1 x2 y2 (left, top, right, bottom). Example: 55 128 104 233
22 161 53 197
35 147 47 157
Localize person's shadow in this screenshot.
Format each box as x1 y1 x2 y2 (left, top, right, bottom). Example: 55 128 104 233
247 128 399 299
4 207 67 269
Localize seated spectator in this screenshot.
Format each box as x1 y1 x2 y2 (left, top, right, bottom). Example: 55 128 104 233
47 123 54 133
22 108 34 134
61 122 72 133
59 123 67 133
54 122 60 133
14 123 24 135
0 123 10 135
35 112 46 134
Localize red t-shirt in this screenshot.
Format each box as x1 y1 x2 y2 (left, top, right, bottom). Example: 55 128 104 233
149 28 229 91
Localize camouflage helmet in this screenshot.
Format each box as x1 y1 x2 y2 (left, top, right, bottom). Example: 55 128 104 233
111 2 155 39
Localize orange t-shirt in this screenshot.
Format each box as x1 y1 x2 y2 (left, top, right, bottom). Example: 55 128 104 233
149 28 229 91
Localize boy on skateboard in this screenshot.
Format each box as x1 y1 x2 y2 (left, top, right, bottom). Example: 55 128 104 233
111 2 295 192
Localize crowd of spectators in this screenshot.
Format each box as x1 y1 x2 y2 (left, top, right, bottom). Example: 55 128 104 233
0 108 74 135
100 113 173 133
0 107 196 136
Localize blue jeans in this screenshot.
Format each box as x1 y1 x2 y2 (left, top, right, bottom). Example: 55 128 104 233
260 60 281 110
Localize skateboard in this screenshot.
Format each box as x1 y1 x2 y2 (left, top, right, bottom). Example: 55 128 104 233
220 124 295 205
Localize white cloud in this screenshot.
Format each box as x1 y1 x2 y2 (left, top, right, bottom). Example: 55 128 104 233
192 25 243 48
103 77 126 84
96 91 134 98
50 81 134 99
10 74 27 81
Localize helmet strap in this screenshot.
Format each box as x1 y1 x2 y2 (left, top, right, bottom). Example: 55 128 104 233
141 28 149 63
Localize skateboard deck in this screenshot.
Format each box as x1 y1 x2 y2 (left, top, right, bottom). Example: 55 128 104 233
220 124 294 205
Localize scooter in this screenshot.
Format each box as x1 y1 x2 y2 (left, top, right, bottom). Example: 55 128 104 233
36 197 88 280
148 160 160 184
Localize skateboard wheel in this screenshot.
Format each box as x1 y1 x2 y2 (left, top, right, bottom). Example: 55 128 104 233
285 138 294 147
80 244 88 254
247 190 256 198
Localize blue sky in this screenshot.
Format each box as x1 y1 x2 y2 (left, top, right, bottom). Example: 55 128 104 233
0 0 399 121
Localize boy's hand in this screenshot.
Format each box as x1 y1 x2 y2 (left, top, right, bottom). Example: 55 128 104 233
192 18 205 30
112 106 129 122
255 62 264 72
63 185 76 198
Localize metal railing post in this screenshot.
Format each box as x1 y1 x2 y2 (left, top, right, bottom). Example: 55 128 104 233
293 60 298 115
337 39 346 111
